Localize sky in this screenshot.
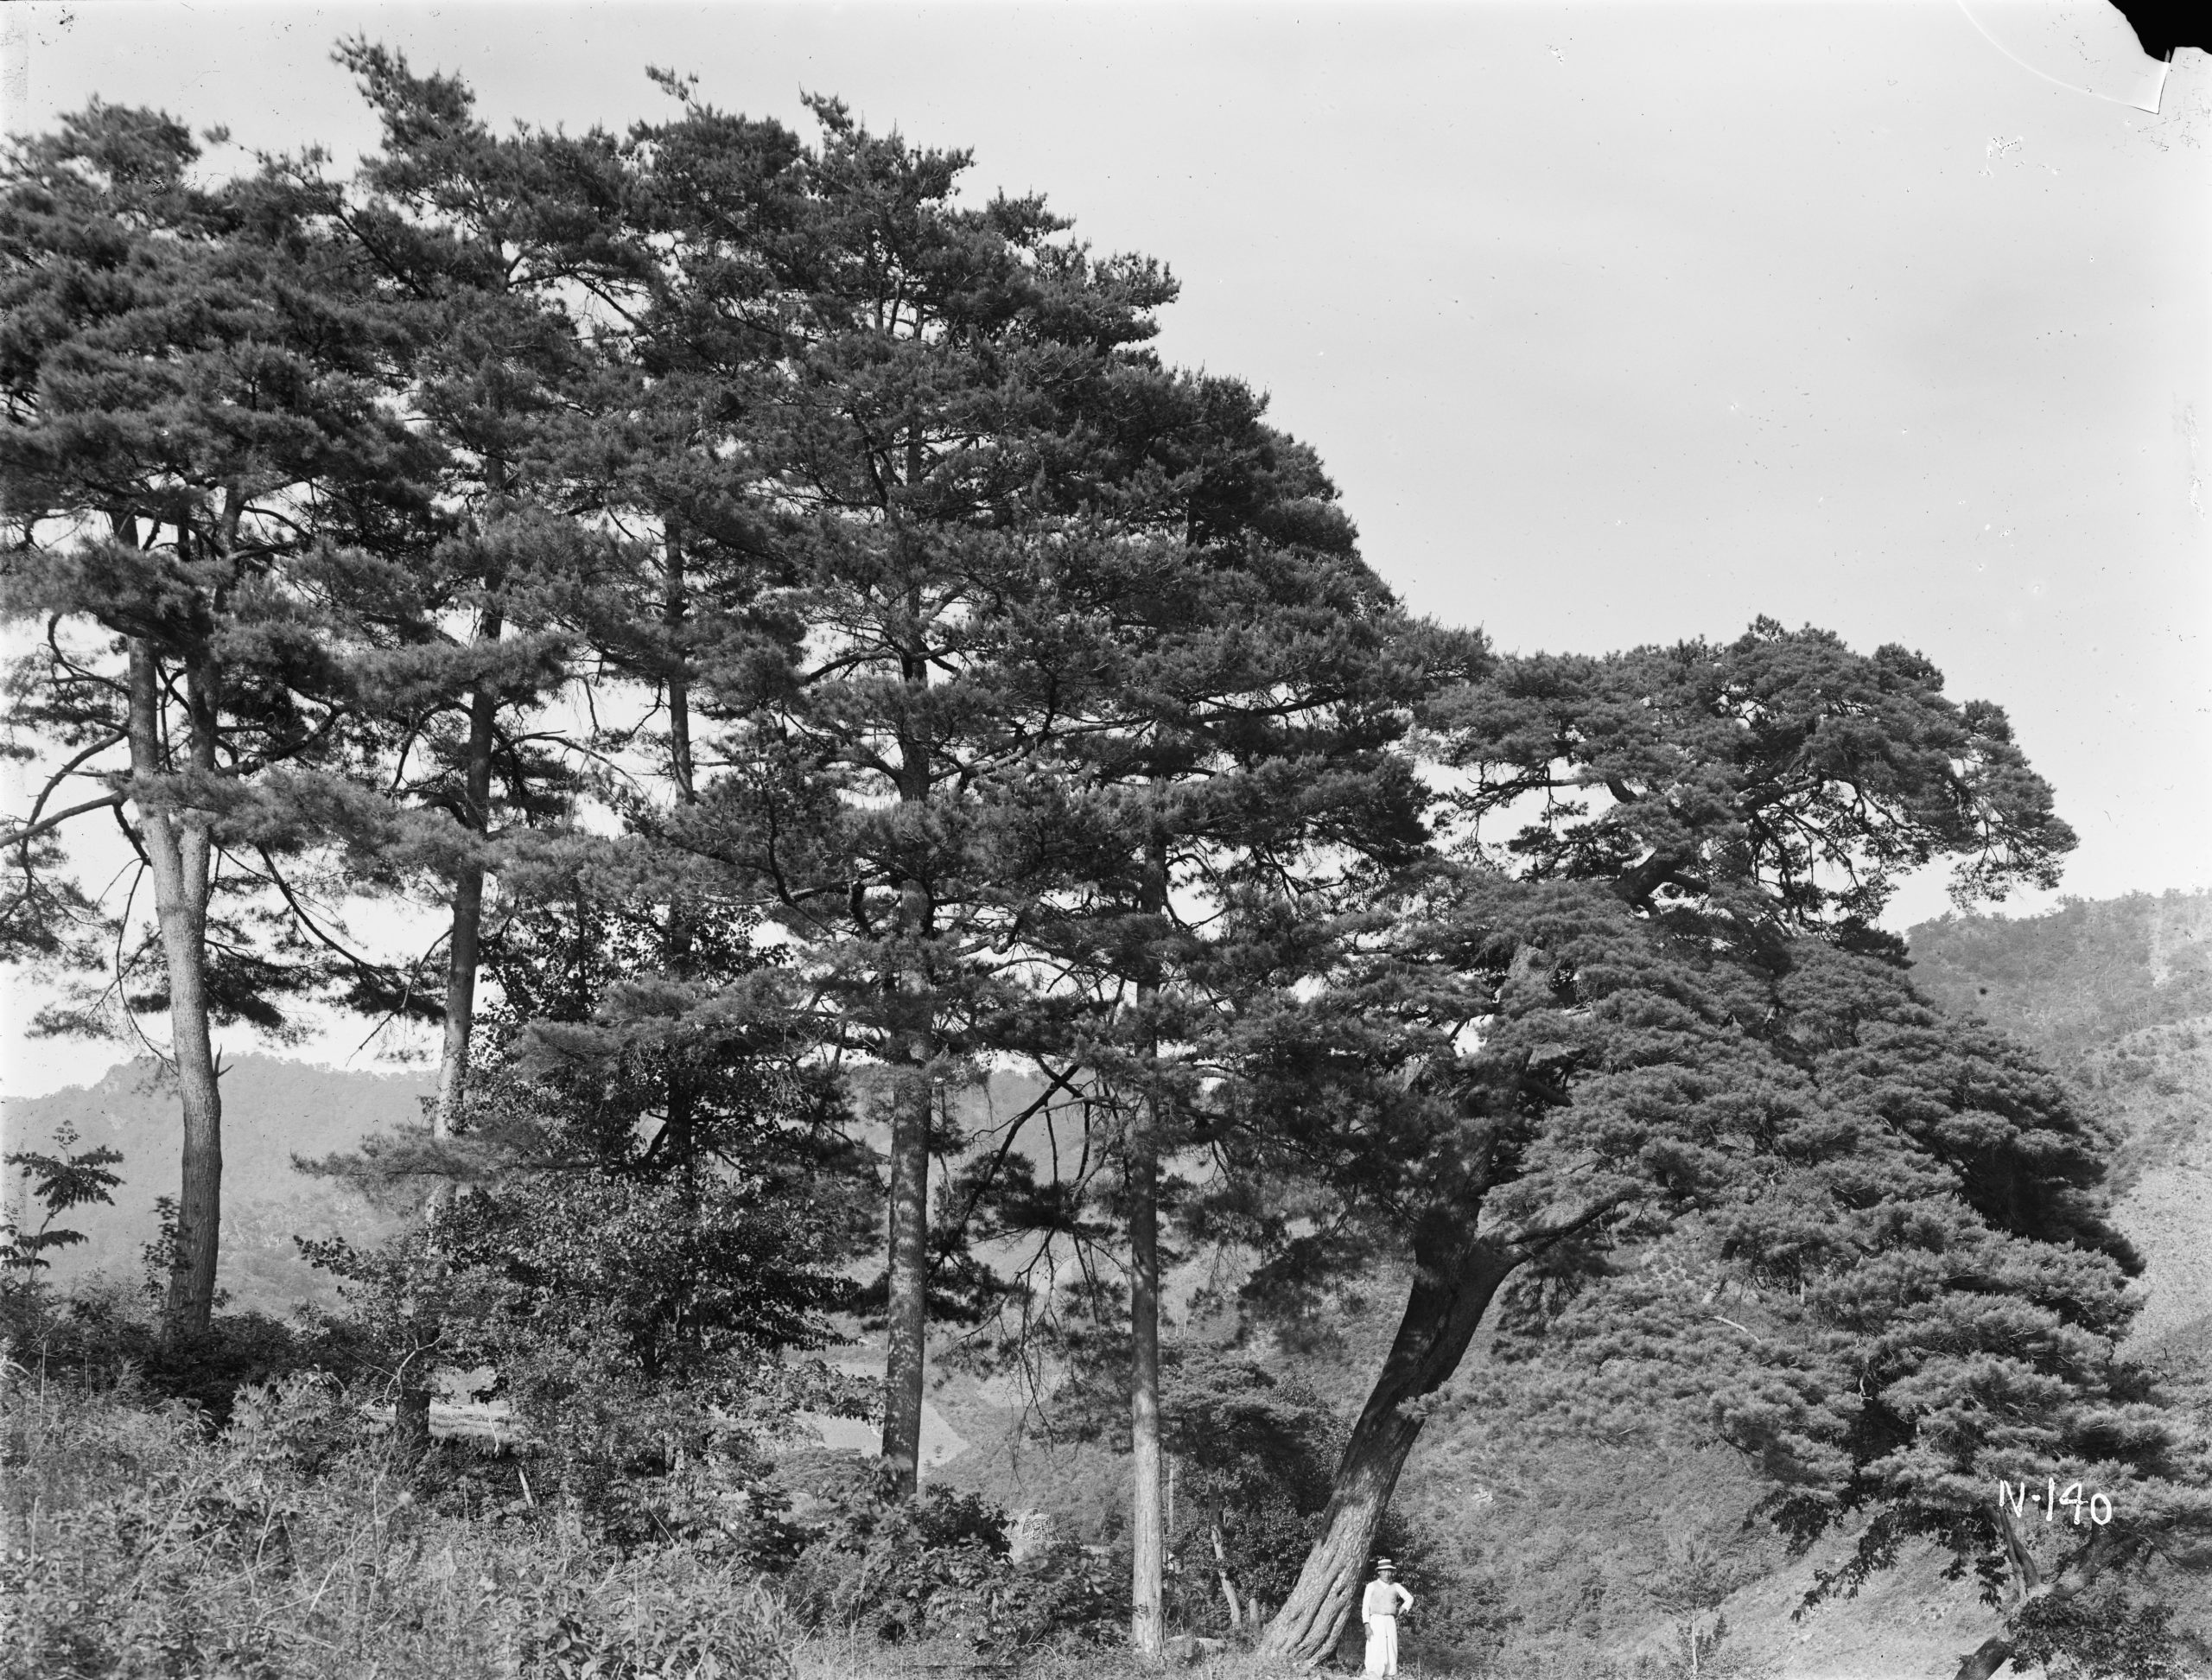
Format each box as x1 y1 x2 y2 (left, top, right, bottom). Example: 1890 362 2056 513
1 0 2207 1097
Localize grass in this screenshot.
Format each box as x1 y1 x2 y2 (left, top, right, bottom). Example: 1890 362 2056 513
0 1362 1310 1680
0 1364 792 1678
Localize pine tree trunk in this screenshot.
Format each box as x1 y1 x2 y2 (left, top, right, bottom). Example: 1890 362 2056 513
414 658 493 1445
433 654 499 1138
880 1030 931 1491
879 773 935 1490
1130 826 1169 1658
1949 1517 2117 1680
661 527 698 1184
421 578 500 1446
879 559 935 1496
1130 1110 1165 1657
1952 1639 2013 1680
664 522 695 805
435 433 508 1139
394 1359 435 1457
130 640 225 1345
1256 1226 1519 1663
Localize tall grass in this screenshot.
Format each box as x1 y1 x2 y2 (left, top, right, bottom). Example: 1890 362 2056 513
0 1365 792 1678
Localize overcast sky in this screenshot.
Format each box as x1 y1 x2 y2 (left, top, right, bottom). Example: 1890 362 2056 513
2 1 2207 1096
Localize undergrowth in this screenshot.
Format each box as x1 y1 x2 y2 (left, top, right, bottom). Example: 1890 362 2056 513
0 1366 792 1679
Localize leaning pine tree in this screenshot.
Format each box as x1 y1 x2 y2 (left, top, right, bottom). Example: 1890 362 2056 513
1241 621 2105 1659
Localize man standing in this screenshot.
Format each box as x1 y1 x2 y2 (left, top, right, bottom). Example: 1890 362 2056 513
1361 1558 1414 1676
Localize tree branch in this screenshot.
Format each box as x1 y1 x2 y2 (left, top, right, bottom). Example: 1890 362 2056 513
0 791 127 851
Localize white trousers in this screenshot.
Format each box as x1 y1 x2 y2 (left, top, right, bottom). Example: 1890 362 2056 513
1363 1614 1399 1677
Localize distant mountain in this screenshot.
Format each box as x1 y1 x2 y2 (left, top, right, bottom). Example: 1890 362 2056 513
3 1054 430 1314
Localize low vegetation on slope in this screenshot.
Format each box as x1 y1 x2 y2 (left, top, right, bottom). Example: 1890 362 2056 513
0 1369 793 1680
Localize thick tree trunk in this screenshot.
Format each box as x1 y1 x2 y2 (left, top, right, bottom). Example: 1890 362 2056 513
420 585 500 1447
130 640 224 1346
879 564 936 1495
1257 1226 1519 1663
393 1355 435 1458
880 1032 931 1491
1948 1507 2113 1680
879 859 935 1491
876 767 936 1489
664 523 695 805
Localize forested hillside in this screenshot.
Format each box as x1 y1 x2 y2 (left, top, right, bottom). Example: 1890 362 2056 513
1912 893 2212 1349
1911 893 2212 1062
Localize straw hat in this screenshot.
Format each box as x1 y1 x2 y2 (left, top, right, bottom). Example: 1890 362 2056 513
1373 1558 1395 1574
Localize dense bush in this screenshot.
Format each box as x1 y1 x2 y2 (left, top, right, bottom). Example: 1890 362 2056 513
781 1466 1128 1653
3 1271 333 1422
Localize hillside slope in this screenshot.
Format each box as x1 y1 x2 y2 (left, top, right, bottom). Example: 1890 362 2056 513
1911 891 2212 1350
3 1055 429 1313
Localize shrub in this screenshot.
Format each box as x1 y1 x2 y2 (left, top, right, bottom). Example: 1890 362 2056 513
4 1270 327 1422
780 1468 1127 1652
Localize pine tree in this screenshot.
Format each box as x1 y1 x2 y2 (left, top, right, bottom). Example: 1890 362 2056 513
0 101 435 1340
311 41 626 1138
648 95 1182 1494
303 884 873 1520
531 83 815 1184
994 370 1480 1651
1245 621 2088 1659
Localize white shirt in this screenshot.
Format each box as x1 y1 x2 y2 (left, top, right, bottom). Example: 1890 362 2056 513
1363 1581 1414 1620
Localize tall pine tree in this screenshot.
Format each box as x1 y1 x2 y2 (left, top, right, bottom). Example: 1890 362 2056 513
993 370 1478 1651
652 97 1181 1492
0 101 434 1339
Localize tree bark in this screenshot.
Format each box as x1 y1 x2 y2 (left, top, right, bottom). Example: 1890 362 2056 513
1948 1510 2118 1680
420 558 502 1446
433 643 499 1139
393 1342 435 1458
130 639 224 1345
1130 825 1169 1658
878 547 936 1495
1130 1102 1165 1657
659 526 701 1181
434 435 510 1139
880 997 931 1491
664 521 695 805
1256 1225 1519 1663
876 881 935 1488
